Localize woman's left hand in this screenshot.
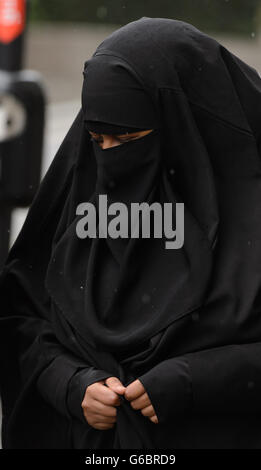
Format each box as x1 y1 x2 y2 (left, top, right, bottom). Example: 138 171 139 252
124 379 159 424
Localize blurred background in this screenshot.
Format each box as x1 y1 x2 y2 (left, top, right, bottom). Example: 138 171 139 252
0 0 261 446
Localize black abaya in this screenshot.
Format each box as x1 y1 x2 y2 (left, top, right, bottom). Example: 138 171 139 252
1 17 261 449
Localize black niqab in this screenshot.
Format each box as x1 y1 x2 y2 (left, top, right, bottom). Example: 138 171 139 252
1 17 261 449
46 122 211 356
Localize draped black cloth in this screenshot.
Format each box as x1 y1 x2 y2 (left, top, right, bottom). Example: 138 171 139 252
1 17 261 449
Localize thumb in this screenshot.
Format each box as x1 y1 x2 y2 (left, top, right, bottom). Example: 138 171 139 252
105 376 126 395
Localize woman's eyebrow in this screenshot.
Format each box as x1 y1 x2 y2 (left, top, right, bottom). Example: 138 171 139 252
89 131 139 138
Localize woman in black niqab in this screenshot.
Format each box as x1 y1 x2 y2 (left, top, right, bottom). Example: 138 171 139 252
1 17 261 449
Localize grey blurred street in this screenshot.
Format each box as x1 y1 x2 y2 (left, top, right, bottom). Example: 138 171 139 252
1 22 261 448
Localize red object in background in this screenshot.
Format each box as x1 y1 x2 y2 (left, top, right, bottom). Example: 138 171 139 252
0 0 25 44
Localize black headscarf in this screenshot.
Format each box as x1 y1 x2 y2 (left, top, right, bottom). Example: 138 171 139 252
45 49 213 356
1 17 261 449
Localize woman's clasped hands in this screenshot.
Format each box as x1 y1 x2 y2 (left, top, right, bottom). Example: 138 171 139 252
81 376 159 430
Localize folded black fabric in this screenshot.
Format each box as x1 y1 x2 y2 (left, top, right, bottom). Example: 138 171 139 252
1 17 261 449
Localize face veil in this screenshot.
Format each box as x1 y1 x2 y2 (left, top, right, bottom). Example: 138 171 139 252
1 17 261 450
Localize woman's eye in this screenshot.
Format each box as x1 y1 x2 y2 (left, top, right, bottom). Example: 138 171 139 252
90 135 134 144
117 136 137 143
90 136 102 143
118 138 131 143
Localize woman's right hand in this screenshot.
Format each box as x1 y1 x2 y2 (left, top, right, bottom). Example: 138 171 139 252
81 376 126 430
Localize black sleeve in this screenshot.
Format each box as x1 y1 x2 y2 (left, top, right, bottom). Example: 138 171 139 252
65 367 113 423
35 355 108 420
138 342 261 424
2 260 113 422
